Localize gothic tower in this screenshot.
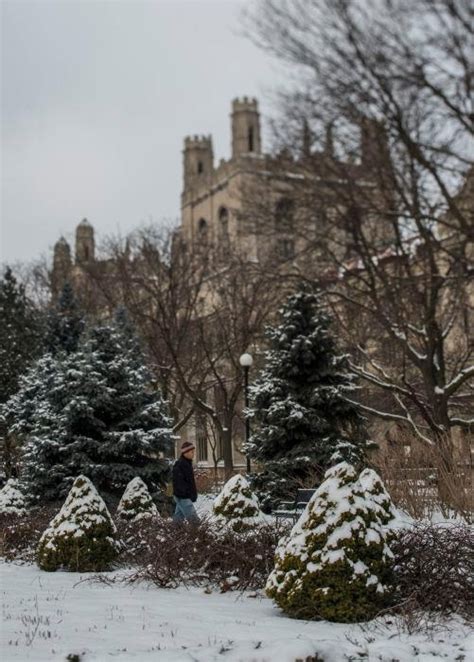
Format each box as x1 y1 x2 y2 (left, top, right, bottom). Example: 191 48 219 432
75 218 95 264
231 97 261 158
52 236 72 297
183 135 214 191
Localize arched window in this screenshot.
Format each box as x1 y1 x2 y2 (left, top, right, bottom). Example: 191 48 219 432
248 126 254 152
218 206 230 250
197 218 208 244
275 197 295 233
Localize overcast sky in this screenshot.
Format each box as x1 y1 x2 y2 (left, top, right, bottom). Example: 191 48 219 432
1 0 282 264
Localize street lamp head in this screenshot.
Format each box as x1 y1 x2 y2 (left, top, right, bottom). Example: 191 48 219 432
239 352 254 368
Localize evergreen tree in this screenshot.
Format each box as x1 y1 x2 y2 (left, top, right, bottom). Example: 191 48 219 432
46 282 85 355
0 267 44 478
4 319 173 503
116 476 158 522
0 478 27 516
266 462 394 622
37 475 119 572
248 288 368 504
213 474 263 532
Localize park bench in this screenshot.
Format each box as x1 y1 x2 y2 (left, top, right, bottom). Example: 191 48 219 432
273 488 316 524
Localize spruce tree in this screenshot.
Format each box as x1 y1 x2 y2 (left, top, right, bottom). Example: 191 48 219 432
4 318 173 503
0 267 44 404
248 288 368 503
46 281 85 355
213 474 263 532
0 267 44 478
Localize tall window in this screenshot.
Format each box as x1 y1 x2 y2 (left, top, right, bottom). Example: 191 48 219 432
277 238 295 260
218 206 230 253
197 161 204 174
275 197 295 233
248 126 254 152
195 411 208 462
197 218 208 244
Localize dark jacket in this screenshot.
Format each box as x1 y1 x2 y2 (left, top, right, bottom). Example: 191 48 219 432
172 456 197 502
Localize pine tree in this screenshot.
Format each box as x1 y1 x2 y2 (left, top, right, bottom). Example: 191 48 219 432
0 267 44 478
213 474 263 532
4 319 173 503
248 288 368 503
46 282 85 355
116 476 158 522
266 462 394 622
0 267 44 404
37 475 119 571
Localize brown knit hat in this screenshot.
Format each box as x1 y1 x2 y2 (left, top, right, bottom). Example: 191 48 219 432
180 441 196 454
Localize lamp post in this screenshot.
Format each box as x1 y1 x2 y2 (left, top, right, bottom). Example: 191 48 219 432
239 352 253 473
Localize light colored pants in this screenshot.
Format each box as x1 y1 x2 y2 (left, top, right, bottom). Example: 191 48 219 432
173 496 199 523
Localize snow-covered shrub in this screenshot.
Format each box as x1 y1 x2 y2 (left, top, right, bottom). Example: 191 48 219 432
116 477 158 522
0 479 27 516
266 462 394 622
213 474 263 532
359 468 398 530
37 475 119 572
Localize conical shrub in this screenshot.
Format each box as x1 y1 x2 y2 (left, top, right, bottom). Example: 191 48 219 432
116 477 158 522
213 474 263 532
37 475 119 571
359 467 398 530
0 479 27 516
266 462 394 622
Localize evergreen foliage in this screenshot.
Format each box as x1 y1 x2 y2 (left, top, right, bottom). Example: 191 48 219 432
46 282 85 355
116 476 158 521
266 462 395 622
37 475 119 571
213 474 263 532
4 318 173 502
248 288 368 503
0 267 44 404
359 468 398 530
0 478 27 516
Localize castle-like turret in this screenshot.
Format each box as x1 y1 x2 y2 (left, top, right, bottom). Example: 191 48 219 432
183 135 214 191
52 236 72 297
231 97 261 158
75 218 95 264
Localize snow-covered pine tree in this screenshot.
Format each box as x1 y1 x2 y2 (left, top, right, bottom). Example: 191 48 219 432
0 478 27 516
248 287 368 504
213 474 263 532
37 475 119 571
116 476 158 522
4 318 173 503
0 267 44 478
46 281 85 355
266 462 394 622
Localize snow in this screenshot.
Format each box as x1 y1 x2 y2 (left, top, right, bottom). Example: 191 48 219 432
1 562 471 661
0 479 26 516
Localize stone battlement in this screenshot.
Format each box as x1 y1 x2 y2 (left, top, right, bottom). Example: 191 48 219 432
184 135 213 149
232 97 258 112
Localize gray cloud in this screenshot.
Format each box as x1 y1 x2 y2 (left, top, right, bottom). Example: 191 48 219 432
1 0 280 263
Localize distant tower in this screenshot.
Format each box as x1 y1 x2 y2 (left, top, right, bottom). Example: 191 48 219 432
183 135 214 191
75 218 95 264
231 97 261 158
52 236 72 297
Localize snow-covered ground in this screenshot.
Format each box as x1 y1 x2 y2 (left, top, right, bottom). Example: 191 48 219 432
1 561 472 662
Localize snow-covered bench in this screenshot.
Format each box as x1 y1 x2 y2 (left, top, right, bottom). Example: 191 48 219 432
273 488 315 524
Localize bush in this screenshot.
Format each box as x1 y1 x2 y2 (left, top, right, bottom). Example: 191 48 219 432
118 516 287 592
0 479 27 516
213 474 263 532
37 475 120 572
266 462 395 622
0 506 59 562
116 477 158 522
391 522 473 620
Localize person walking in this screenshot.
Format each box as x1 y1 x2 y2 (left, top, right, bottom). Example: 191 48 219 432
172 440 199 523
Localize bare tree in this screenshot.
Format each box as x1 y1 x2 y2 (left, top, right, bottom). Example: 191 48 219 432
243 0 474 456
91 227 278 475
